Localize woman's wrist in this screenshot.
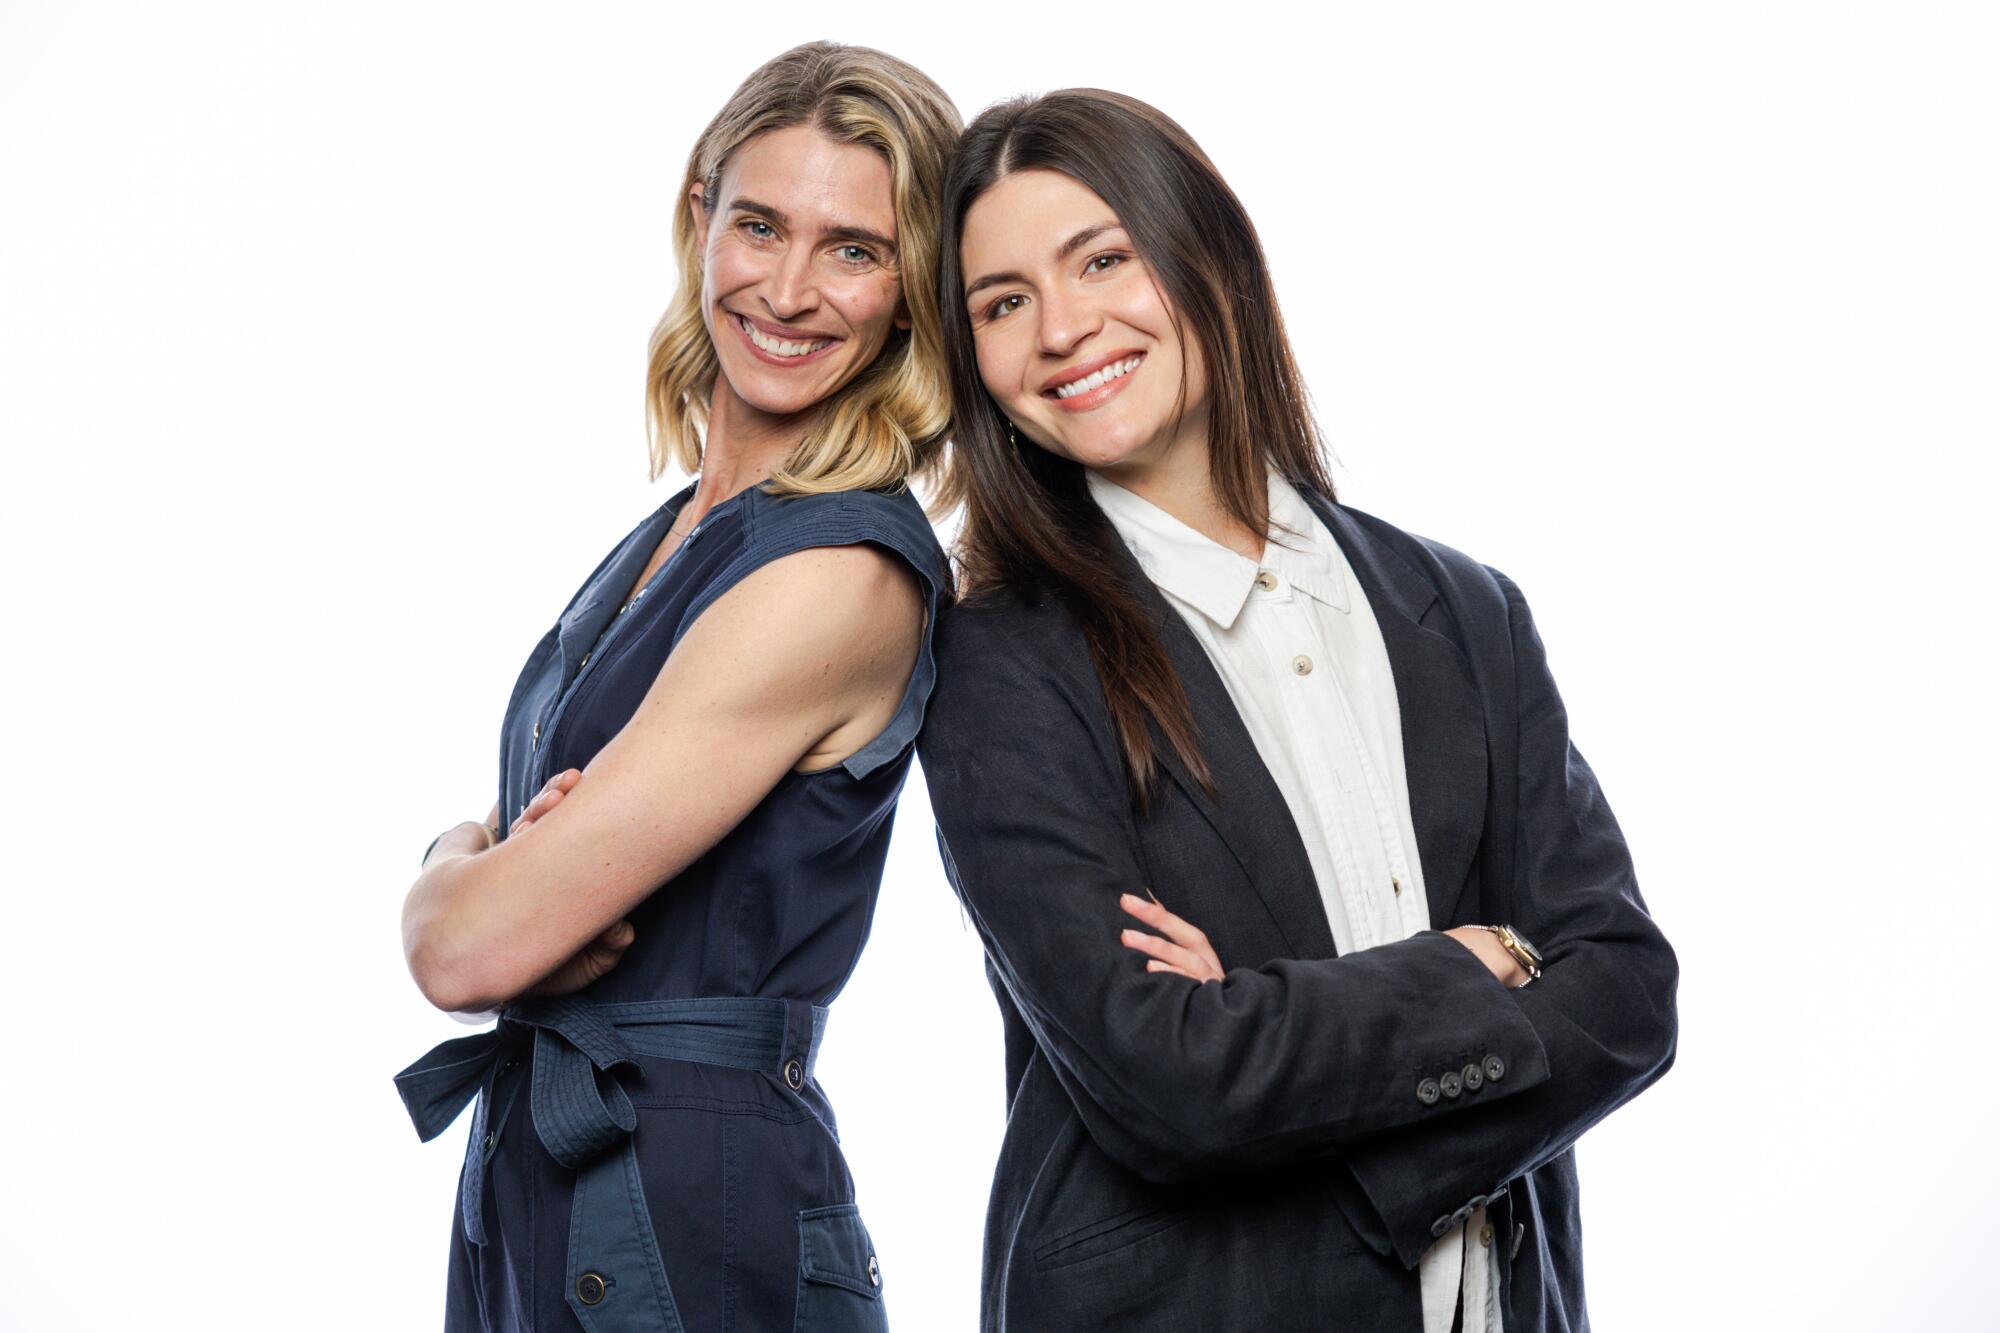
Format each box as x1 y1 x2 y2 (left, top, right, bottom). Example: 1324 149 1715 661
422 819 499 867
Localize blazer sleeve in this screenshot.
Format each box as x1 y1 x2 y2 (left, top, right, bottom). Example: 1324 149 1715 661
918 604 1554 1187
1336 570 1681 1267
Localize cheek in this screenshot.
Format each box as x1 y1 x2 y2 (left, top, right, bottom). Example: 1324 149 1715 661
973 331 1032 407
821 273 898 341
704 243 761 305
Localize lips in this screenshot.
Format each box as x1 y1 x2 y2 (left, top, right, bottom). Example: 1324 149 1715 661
1040 349 1146 412
728 311 843 368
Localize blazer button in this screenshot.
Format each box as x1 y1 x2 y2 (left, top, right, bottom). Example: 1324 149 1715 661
1416 1077 1442 1106
1462 1062 1484 1092
1440 1070 1463 1099
783 1058 803 1090
576 1272 607 1306
1483 1054 1506 1083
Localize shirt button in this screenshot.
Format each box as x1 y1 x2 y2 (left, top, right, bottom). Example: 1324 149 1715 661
580 652 590 668
1392 877 1402 896
531 721 540 748
867 1254 881 1287
1291 655 1313 676
1480 1225 1494 1248
1255 570 1278 592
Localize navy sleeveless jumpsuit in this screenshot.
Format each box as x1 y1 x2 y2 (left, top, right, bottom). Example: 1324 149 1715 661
397 479 948 1332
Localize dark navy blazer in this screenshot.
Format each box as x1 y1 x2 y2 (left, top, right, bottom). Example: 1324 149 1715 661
917 491 1679 1332
436 478 947 1333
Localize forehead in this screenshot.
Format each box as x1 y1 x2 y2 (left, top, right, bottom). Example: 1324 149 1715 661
713 124 897 238
962 169 1118 265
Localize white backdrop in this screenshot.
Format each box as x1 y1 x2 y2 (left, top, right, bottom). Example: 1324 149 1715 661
4 3 1996 1329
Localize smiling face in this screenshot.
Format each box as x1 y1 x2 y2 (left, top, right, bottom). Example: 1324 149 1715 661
959 168 1208 477
691 124 910 424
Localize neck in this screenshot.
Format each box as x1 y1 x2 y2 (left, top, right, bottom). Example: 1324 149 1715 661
681 376 820 522
1095 416 1263 561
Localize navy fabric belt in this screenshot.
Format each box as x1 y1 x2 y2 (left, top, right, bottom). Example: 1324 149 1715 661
395 995 828 1247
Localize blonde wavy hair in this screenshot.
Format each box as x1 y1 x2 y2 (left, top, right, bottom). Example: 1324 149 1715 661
645 43 961 496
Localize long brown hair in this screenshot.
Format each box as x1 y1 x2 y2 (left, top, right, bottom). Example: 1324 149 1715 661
937 89 1334 809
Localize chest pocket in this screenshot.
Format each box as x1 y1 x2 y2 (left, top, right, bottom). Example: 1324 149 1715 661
793 1204 886 1332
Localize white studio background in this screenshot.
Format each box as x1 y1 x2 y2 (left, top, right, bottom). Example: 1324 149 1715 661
3 3 1995 1329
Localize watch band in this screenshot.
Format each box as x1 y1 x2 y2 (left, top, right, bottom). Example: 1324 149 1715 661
1479 925 1542 982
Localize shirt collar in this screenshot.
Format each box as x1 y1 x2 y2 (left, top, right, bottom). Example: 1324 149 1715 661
1262 472 1351 614
1085 466 1350 629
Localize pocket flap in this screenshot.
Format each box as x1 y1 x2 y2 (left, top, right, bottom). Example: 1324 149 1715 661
798 1204 883 1299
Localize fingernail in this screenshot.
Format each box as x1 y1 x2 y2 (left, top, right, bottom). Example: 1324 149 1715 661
1120 893 1140 906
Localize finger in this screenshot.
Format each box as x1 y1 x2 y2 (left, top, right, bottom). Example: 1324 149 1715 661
512 786 569 832
1120 928 1207 976
554 768 582 791
1146 959 1202 980
1119 893 1210 952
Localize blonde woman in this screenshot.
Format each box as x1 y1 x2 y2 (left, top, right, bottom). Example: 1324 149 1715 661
396 44 958 1332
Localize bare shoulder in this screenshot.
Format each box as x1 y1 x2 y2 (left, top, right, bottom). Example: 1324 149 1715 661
674 541 923 690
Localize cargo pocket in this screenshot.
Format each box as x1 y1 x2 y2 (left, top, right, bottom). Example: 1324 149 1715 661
793 1203 887 1333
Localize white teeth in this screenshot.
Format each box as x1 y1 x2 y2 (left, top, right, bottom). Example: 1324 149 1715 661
1053 355 1142 399
740 315 830 358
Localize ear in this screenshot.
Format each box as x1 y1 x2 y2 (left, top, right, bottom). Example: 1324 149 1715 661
689 181 710 254
893 295 912 333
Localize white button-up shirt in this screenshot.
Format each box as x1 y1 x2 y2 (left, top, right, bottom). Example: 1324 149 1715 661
1087 466 1498 1333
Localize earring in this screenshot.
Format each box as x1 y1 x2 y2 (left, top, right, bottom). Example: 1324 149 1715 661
1004 418 1018 447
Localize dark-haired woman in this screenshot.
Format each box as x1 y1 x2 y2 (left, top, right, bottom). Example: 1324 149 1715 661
918 89 1678 1332
395 44 959 1332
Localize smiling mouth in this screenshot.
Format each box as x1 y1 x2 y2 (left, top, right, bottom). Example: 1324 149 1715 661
735 313 837 359
1047 354 1144 401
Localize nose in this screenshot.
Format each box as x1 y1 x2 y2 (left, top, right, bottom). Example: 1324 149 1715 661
1036 284 1101 360
762 243 821 322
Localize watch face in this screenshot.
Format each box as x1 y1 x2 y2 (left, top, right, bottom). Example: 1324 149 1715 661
1508 928 1544 966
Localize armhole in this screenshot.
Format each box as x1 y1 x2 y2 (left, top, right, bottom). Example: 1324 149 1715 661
672 490 947 781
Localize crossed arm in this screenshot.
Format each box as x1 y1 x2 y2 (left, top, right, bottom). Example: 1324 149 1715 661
918 576 1677 1261
401 544 923 1014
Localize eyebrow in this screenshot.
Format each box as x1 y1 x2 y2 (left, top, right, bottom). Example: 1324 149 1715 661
730 197 898 257
963 221 1124 300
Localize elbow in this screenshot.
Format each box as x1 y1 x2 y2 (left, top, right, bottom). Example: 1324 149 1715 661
403 902 512 1015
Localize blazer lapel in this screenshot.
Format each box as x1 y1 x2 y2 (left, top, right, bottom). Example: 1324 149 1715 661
1303 494 1490 929
1107 537 1338 960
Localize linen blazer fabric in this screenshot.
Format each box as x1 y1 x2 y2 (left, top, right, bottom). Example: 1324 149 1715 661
917 491 1679 1333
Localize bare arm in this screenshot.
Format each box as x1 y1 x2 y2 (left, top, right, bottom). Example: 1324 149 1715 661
402 544 922 1012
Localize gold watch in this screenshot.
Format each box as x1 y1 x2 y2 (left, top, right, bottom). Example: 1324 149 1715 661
1480 925 1543 983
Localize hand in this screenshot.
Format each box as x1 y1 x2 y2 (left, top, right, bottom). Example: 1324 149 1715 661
510 768 582 836
520 919 636 997
1119 891 1224 983
507 768 636 998
1445 925 1530 988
